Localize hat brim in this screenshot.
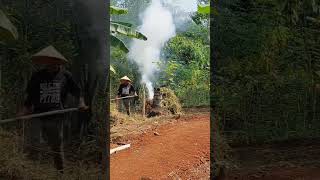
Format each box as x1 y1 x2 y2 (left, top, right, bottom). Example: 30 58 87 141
120 79 131 82
32 56 68 65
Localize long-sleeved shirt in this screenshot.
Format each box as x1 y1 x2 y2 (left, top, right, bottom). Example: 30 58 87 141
117 83 135 97
24 69 80 113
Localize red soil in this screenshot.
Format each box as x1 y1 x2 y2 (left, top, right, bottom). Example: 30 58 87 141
110 113 210 180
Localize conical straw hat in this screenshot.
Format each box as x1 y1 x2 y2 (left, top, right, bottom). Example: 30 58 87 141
120 76 131 82
31 45 68 64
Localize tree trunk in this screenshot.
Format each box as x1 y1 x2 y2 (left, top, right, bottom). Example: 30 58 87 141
0 54 2 122
71 0 109 179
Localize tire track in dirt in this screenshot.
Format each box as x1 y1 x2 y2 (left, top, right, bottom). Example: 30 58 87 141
110 113 210 180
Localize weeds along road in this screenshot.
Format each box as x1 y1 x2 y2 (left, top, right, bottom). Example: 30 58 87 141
110 111 210 180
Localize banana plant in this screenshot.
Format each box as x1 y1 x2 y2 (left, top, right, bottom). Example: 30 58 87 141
110 64 116 74
0 9 18 121
0 9 18 44
110 6 147 74
110 6 147 53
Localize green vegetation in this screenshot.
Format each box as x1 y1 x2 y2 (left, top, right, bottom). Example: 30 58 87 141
213 0 320 144
111 0 210 108
110 5 147 53
110 0 147 101
110 4 148 75
158 28 210 107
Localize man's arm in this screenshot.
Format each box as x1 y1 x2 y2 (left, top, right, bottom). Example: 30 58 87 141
66 72 88 111
130 84 137 96
115 85 123 108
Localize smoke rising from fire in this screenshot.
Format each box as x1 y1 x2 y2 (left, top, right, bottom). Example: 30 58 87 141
128 0 197 99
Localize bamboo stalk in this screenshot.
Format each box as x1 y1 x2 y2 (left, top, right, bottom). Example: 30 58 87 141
0 61 2 122
0 53 2 123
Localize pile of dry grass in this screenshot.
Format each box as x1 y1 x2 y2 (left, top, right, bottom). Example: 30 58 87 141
0 128 100 180
160 87 182 115
110 102 144 126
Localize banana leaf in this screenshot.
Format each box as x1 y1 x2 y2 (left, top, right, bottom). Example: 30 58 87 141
110 34 129 53
197 4 210 14
110 6 128 15
111 22 147 41
110 65 116 74
111 20 133 27
0 10 18 43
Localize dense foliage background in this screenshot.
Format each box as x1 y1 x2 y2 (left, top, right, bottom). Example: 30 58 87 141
213 0 320 144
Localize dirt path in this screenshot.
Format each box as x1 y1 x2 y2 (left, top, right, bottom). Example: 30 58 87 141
110 113 210 180
225 138 320 179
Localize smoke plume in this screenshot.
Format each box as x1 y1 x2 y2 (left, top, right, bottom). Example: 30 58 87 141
128 0 197 99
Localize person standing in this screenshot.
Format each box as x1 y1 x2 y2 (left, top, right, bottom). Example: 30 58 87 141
116 76 136 115
19 45 88 173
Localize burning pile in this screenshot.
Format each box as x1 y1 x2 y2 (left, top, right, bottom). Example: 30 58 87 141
146 87 182 118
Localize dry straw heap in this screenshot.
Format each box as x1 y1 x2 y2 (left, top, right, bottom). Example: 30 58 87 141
159 87 182 115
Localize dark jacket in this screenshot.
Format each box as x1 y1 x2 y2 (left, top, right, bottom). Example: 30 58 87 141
117 83 135 97
24 69 80 113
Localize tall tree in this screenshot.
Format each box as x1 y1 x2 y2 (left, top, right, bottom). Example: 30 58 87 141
71 0 109 179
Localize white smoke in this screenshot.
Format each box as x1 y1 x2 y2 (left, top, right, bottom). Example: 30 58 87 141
163 0 197 12
164 0 198 31
128 0 197 99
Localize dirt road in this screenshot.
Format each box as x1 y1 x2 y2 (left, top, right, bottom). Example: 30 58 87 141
110 113 210 180
225 138 320 179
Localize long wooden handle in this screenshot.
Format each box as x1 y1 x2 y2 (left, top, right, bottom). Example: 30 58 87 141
110 95 138 101
0 108 79 124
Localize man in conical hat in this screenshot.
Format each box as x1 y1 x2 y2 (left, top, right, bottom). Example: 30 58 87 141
19 45 88 173
116 76 137 115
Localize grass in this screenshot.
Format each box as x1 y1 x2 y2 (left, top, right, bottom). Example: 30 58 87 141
110 105 183 143
211 114 236 178
0 128 101 180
